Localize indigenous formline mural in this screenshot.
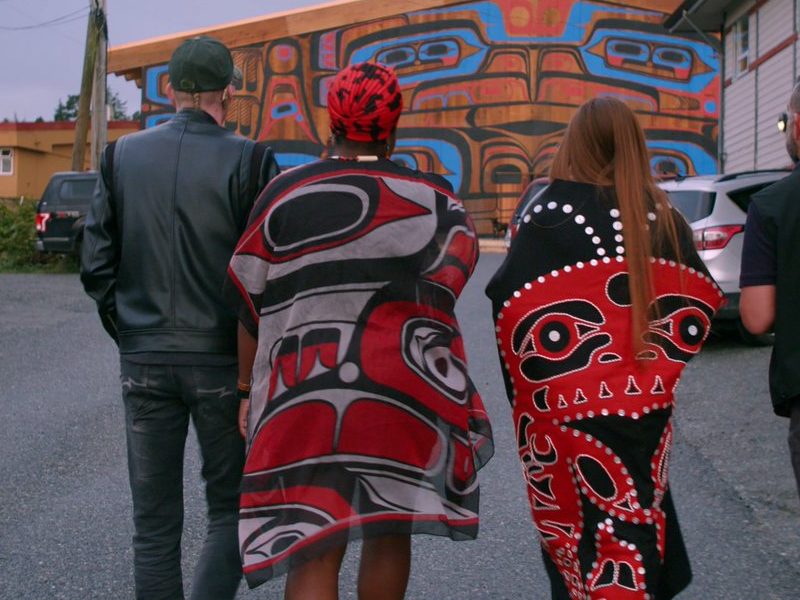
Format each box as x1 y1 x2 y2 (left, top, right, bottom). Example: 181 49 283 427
141 0 720 235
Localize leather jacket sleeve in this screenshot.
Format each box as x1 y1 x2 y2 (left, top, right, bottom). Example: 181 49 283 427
80 142 119 343
233 143 281 233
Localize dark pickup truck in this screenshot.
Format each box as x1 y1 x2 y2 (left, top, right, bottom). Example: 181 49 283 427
35 171 98 255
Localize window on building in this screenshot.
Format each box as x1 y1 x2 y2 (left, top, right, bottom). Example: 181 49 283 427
733 15 749 76
0 148 12 175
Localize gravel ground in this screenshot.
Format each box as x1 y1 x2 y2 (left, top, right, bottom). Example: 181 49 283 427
1 257 797 599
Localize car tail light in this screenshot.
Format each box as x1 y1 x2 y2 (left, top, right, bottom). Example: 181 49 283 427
693 225 744 250
35 212 51 233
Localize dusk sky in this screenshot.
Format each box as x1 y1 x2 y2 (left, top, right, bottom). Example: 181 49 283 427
1 0 324 121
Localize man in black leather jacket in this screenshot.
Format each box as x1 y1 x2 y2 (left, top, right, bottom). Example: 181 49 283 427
80 36 278 600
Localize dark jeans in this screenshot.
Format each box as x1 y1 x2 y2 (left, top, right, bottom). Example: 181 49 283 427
120 359 245 600
789 400 800 502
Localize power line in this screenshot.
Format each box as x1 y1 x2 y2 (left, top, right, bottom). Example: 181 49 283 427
0 6 87 31
5 2 83 43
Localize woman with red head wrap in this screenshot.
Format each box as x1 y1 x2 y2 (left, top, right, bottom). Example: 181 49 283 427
327 61 404 148
226 62 493 599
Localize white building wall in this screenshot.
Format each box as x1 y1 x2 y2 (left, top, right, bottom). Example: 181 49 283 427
756 45 795 168
757 0 794 55
724 73 757 171
794 23 800 78
721 0 798 172
796 0 800 75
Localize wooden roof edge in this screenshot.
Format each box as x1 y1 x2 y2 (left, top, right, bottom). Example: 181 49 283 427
0 120 139 132
108 0 465 77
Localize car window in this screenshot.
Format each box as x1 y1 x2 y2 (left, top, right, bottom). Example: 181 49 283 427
726 183 774 212
664 190 715 223
58 178 97 209
514 183 548 219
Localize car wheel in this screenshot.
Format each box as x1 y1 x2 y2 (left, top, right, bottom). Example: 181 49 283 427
736 319 774 346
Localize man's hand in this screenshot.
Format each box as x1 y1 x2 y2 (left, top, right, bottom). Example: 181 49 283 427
238 398 250 439
100 309 119 344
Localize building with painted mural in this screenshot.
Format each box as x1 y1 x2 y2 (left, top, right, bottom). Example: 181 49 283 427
109 0 721 235
666 0 799 172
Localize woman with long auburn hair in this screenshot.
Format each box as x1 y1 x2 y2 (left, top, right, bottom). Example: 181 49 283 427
486 97 723 599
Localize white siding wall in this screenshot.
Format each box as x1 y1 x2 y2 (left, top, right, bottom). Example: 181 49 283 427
797 0 800 74
722 0 798 172
724 73 757 171
758 0 794 55
756 46 795 168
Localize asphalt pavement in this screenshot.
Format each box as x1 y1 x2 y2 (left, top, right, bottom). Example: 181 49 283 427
1 253 798 599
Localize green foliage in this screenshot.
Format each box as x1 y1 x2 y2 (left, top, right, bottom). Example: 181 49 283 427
53 95 80 121
109 90 130 120
53 89 132 121
0 200 78 273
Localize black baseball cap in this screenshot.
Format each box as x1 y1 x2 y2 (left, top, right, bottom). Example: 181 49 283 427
168 36 241 92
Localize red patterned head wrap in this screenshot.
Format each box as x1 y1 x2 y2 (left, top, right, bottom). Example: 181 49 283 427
327 62 403 143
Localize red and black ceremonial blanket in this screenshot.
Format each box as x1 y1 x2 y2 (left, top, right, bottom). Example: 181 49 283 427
226 157 494 588
486 180 723 600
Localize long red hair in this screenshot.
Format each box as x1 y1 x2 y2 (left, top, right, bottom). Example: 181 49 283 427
549 97 682 350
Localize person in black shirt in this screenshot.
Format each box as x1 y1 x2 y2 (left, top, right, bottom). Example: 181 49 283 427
740 78 800 501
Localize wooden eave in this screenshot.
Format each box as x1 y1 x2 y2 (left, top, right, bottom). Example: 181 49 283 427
108 0 468 86
617 0 683 11
663 0 736 32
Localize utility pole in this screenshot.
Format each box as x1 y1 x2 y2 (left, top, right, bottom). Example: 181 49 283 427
71 0 105 172
91 0 108 170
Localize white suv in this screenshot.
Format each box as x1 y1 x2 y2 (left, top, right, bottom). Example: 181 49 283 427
659 170 790 344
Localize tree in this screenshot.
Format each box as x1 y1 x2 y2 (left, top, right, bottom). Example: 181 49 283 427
54 95 80 121
108 90 129 120
54 88 132 121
